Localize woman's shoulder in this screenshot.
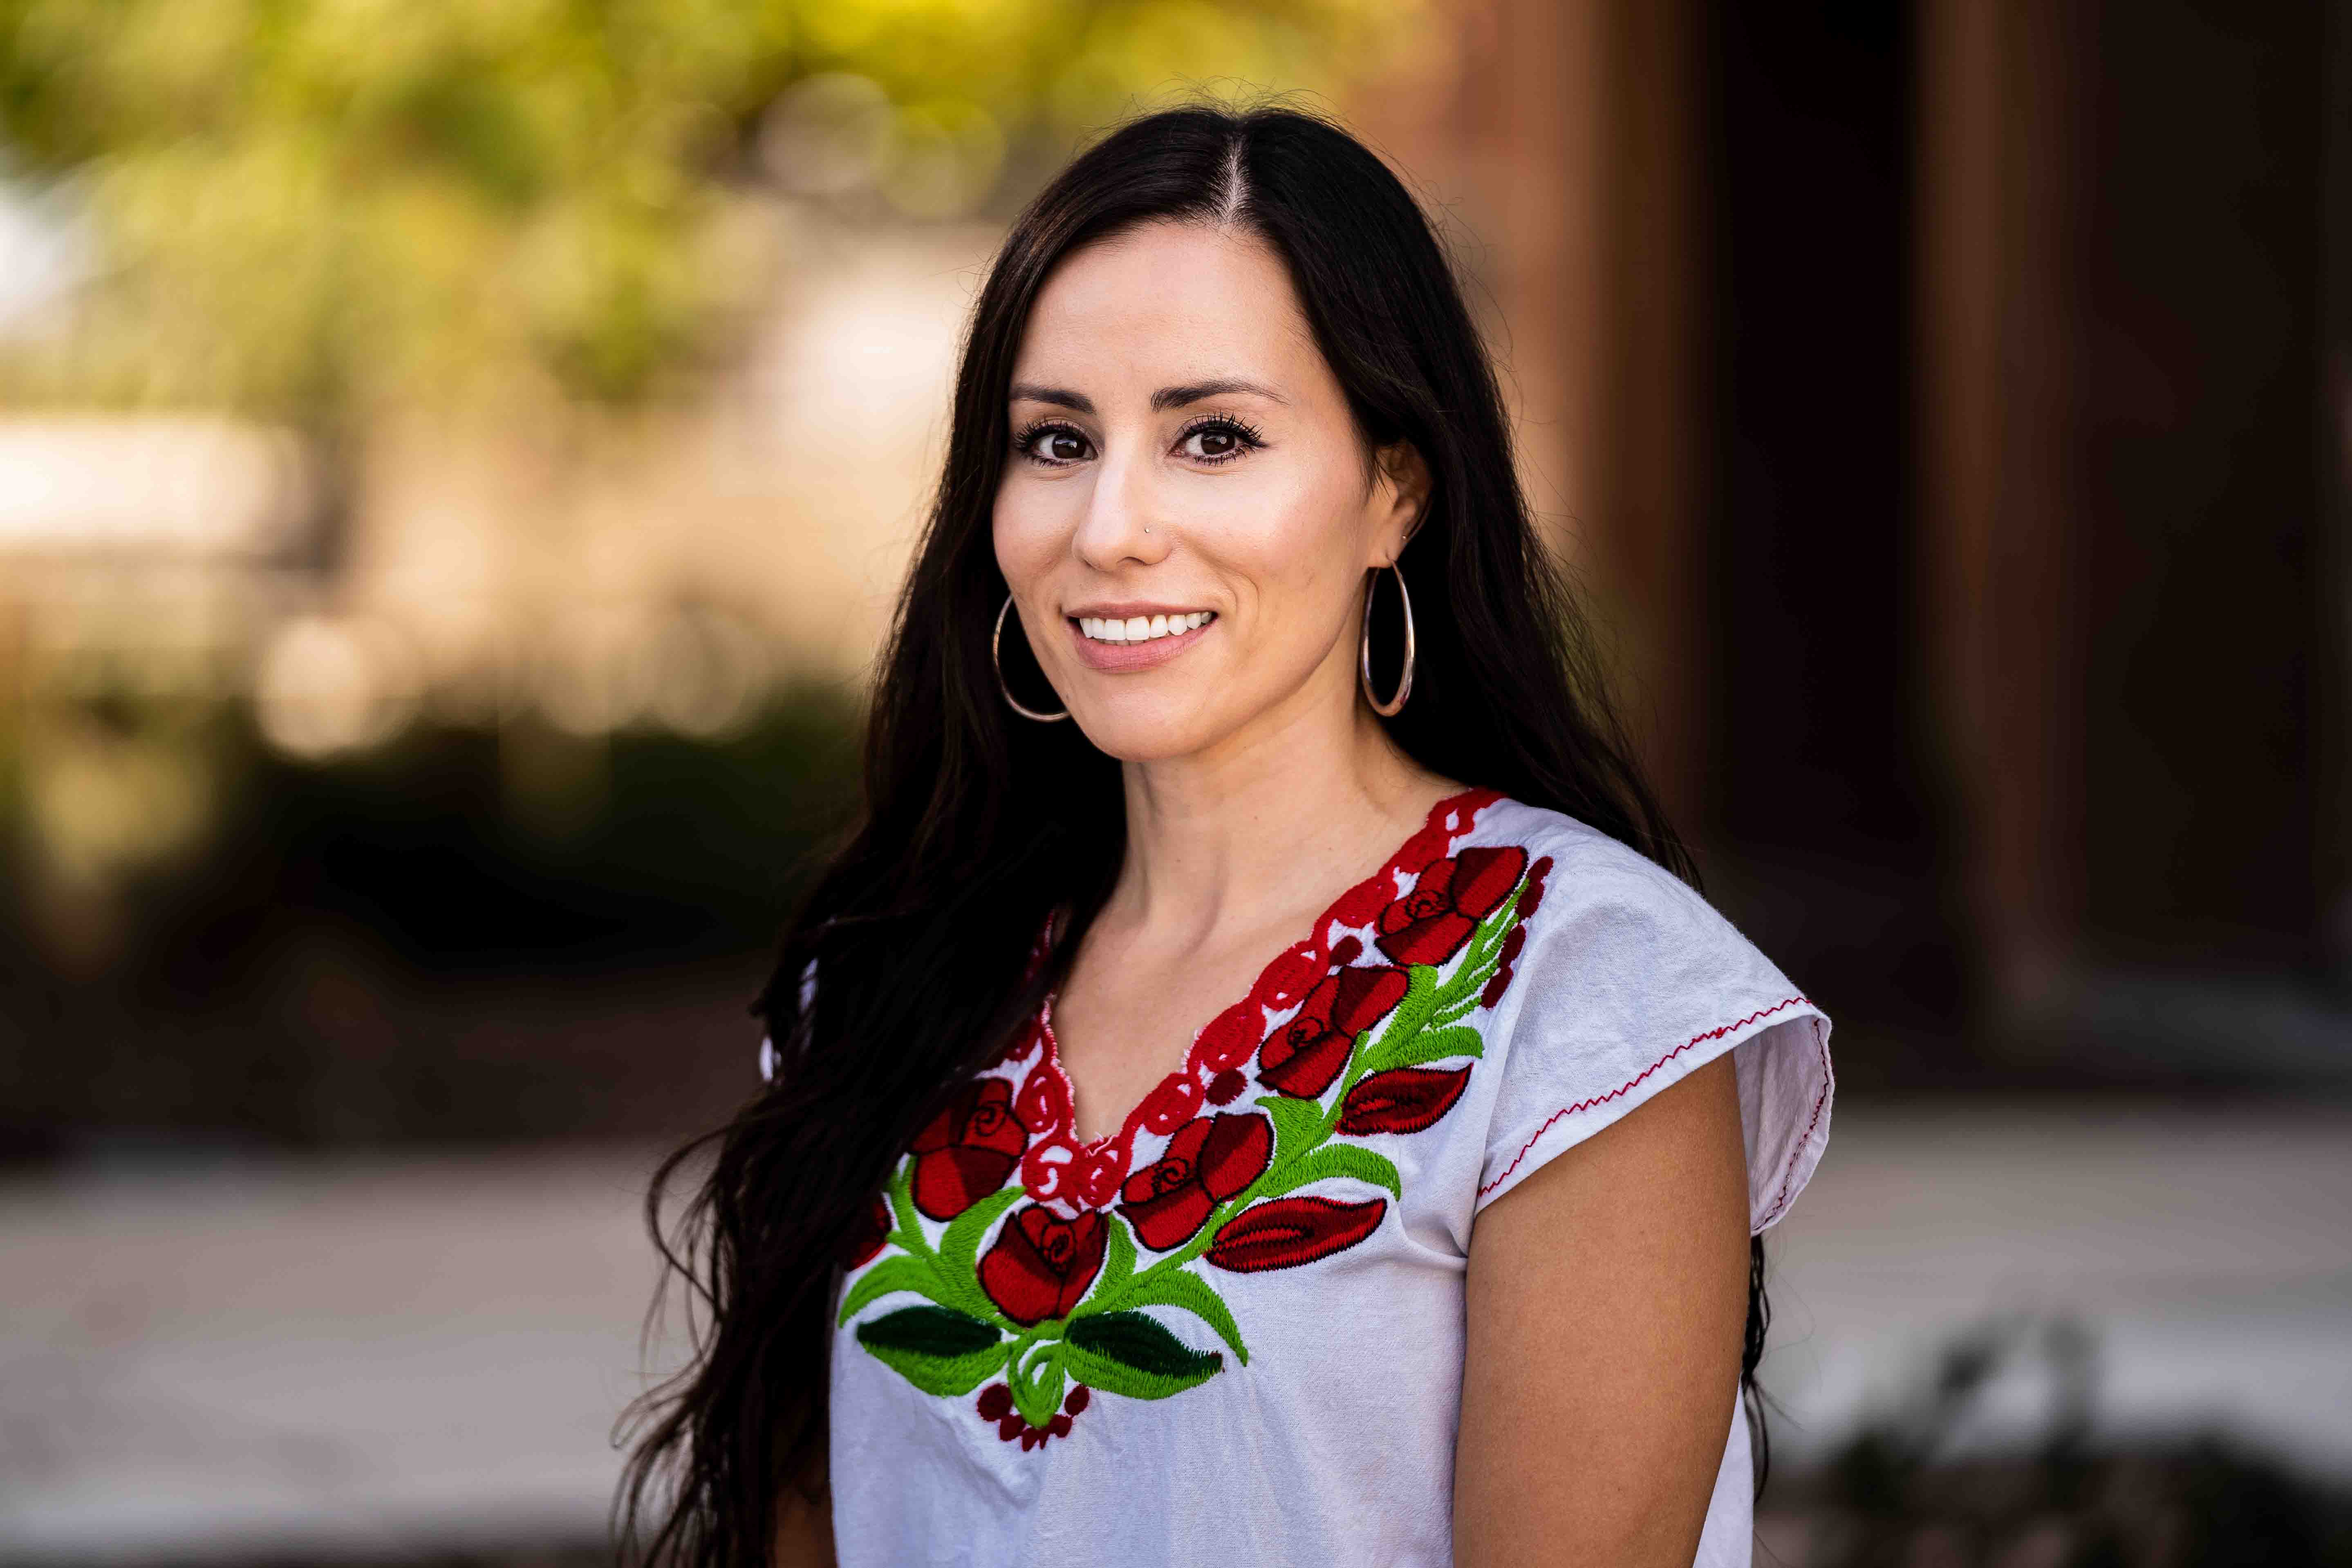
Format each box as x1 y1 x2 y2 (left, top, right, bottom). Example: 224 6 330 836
1466 795 1713 922
1458 794 1834 1226
1461 793 1810 1028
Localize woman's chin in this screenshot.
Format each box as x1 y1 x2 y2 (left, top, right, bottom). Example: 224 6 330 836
1060 696 1235 766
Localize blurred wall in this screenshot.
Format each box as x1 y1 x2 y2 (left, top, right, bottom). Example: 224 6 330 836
1363 0 2352 1088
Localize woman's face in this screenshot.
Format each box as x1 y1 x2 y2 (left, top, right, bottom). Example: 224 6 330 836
992 219 1426 764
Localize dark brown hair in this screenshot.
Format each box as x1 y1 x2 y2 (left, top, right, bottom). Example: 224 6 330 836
619 100 1764 1565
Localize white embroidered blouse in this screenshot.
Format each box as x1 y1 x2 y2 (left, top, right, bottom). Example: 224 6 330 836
768 788 1835 1567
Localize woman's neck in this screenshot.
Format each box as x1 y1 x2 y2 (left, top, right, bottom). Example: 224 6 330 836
1108 689 1454 945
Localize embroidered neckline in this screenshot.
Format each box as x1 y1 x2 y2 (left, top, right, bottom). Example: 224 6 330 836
844 800 1550 1445
1025 784 1503 1206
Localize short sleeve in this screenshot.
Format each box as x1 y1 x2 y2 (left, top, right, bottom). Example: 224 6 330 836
757 958 822 1085
1471 830 1833 1234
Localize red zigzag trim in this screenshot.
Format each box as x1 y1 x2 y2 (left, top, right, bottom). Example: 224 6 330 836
1757 1030 1834 1230
1476 995 1816 1201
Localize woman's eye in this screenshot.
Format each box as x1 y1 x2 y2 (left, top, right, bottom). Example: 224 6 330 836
1017 424 1094 464
1178 419 1262 464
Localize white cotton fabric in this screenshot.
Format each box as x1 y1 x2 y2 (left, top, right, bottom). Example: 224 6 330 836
819 795 1834 1567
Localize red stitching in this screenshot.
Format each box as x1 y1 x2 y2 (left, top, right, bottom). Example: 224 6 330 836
1024 786 1503 1206
1476 995 1814 1199
1756 1026 1834 1230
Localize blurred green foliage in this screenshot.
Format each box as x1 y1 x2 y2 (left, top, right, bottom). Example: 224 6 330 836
0 682 868 1156
0 0 1429 419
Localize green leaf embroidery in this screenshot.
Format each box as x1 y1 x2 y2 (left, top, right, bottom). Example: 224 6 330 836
1362 1023 1486 1075
1258 1141 1402 1201
1078 1216 1138 1311
836 1253 948 1326
1398 874 1530 1031
1061 1310 1224 1400
854 1305 1008 1397
1257 1092 1332 1159
1362 965 1441 1058
1426 994 1485 1029
1112 1269 1250 1364
884 1157 925 1250
936 1185 1024 1289
1006 1336 1067 1429
849 832 1532 1425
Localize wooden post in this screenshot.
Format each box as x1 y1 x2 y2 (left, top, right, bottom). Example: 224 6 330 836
1352 0 1713 829
1915 0 2088 1021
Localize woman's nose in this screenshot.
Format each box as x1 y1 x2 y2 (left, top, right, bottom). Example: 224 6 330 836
1070 446 1172 571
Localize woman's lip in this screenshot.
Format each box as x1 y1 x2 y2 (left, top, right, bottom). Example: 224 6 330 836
1064 614 1214 672
1065 603 1212 620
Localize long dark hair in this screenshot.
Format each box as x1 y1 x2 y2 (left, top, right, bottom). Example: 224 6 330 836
620 100 1769 1565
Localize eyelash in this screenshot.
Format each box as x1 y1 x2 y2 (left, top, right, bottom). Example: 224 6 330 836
1010 414 1268 468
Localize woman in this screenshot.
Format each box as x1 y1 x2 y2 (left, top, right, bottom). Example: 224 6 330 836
623 103 1833 1568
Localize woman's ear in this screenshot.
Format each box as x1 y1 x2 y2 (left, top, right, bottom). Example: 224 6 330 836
1373 439 1434 566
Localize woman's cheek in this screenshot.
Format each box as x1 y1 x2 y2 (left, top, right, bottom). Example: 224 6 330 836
991 491 1061 588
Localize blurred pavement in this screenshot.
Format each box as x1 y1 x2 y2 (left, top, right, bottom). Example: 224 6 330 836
1761 1102 2352 1471
0 1149 680 1562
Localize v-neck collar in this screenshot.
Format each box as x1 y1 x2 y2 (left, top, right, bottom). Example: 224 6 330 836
1026 785 1501 1200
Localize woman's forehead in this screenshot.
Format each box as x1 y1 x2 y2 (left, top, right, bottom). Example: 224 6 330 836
1010 222 1326 399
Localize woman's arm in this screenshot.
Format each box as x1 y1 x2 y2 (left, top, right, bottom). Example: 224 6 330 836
1454 1053 1752 1568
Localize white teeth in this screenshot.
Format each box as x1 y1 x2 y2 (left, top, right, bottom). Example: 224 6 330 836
1074 611 1216 644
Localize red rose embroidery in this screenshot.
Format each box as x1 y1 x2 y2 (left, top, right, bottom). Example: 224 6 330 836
1337 1064 1474 1136
1073 1145 1127 1209
1138 1071 1204 1135
1478 854 1552 1008
1195 1002 1262 1072
1257 965 1409 1098
909 1078 1028 1220
1206 1194 1387 1272
1118 1113 1274 1251
1259 941 1326 1010
1374 845 1529 967
976 1380 1086 1447
1393 821 1455 878
1327 866 1389 930
1481 924 1528 1009
977 1205 1107 1325
1516 854 1553 918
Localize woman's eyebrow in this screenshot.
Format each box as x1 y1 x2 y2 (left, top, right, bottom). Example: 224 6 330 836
1151 378 1287 410
1008 383 1093 413
1005 379 1289 414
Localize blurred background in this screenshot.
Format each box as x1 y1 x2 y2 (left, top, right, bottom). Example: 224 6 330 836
1 0 2347 1563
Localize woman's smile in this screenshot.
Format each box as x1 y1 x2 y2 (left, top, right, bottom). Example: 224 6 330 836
1064 604 1220 672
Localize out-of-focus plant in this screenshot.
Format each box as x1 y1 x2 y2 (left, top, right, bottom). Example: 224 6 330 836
0 0 1434 422
1791 1316 2352 1568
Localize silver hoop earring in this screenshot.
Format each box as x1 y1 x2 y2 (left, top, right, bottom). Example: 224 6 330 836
994 594 1069 722
1360 563 1415 717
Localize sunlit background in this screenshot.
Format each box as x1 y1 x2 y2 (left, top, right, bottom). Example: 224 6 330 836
2 2 2348 1564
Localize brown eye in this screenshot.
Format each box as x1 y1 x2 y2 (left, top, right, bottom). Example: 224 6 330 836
1178 417 1262 464
1018 423 1092 464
